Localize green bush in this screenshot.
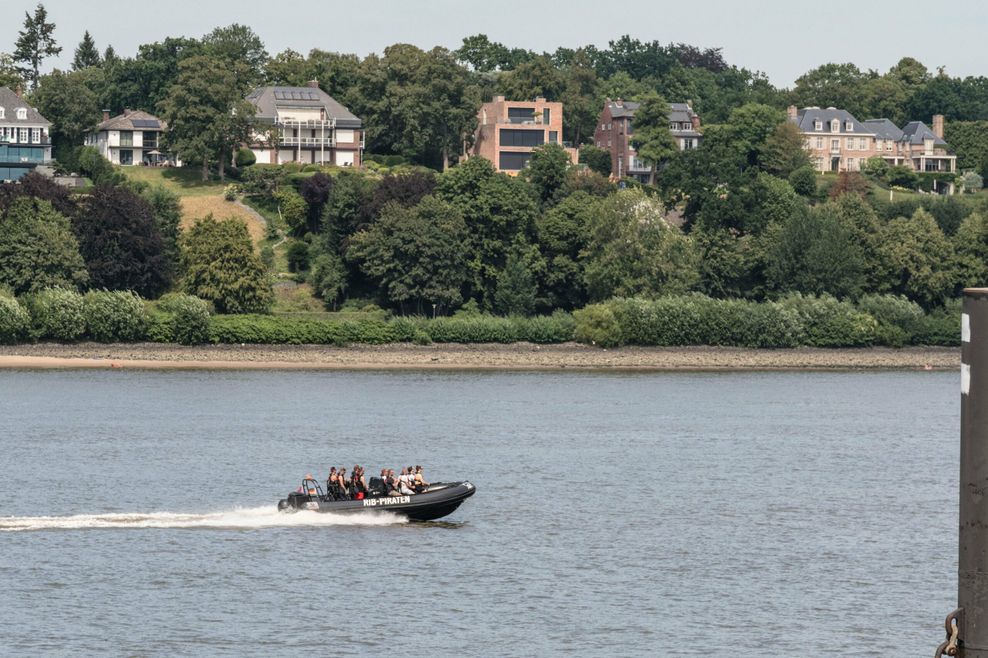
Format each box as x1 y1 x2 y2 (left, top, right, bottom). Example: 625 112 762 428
912 299 960 346
146 310 175 343
512 311 576 343
573 303 623 347
0 294 30 344
778 294 876 347
856 294 924 346
158 293 210 345
82 290 149 342
25 287 86 341
235 147 256 168
788 166 818 197
286 240 310 272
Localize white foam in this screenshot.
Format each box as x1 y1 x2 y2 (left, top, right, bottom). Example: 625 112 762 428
0 505 406 532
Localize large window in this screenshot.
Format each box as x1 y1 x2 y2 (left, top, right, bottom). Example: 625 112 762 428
143 131 158 148
120 131 133 147
549 131 558 143
499 151 532 171
508 107 535 124
499 128 544 148
119 149 133 165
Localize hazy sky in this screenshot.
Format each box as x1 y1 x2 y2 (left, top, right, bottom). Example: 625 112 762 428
2 0 986 86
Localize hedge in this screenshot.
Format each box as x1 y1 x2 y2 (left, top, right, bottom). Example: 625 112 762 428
571 294 958 348
25 288 86 341
0 294 30 344
156 293 211 345
83 290 149 342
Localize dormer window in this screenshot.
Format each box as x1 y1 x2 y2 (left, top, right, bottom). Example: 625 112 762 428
0 107 4 120
814 120 823 131
16 108 26 120
845 121 853 131
831 119 840 132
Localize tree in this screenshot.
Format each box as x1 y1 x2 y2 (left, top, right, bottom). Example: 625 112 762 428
954 212 988 288
761 122 811 178
558 50 601 144
0 53 24 89
579 145 612 177
72 30 101 70
456 34 515 72
524 143 571 207
158 55 256 180
582 189 698 300
201 24 268 92
790 63 867 117
72 186 173 297
348 196 469 313
629 92 678 185
0 170 76 217
13 3 61 90
962 171 984 193
788 166 818 198
878 208 954 308
828 172 871 199
180 215 272 314
436 157 539 308
497 55 565 101
763 205 867 299
0 197 87 295
493 247 541 316
31 69 102 162
535 191 597 308
137 184 182 272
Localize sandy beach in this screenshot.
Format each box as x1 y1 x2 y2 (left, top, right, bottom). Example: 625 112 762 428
0 342 960 371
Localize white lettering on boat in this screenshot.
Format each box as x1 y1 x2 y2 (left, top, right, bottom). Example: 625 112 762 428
362 496 411 507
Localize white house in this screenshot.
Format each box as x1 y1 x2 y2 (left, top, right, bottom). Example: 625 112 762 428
84 109 176 166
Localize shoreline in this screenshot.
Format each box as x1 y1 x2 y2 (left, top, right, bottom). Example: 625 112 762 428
0 342 960 372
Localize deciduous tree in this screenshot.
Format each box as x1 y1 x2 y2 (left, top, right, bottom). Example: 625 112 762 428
0 197 87 295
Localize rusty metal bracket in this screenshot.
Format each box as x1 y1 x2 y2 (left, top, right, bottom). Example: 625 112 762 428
935 608 963 657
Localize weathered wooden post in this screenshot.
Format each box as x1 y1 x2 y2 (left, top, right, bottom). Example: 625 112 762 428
941 289 988 656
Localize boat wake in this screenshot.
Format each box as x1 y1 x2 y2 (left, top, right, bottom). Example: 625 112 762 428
0 506 406 532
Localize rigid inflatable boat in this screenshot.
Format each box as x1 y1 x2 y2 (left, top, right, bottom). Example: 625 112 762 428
277 477 475 522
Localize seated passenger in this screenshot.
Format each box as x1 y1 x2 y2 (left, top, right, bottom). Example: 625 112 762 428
413 465 429 492
325 467 338 500
338 467 350 500
398 467 416 496
352 465 367 499
386 469 401 496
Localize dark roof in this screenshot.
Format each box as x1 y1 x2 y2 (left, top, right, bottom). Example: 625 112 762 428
246 86 362 129
861 118 903 141
901 120 947 146
93 109 166 132
0 86 50 125
606 100 699 122
791 107 872 134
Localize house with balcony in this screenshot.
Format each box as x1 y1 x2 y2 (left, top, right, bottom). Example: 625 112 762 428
594 99 702 182
84 109 174 166
0 86 52 182
245 81 363 167
469 95 577 174
789 106 956 176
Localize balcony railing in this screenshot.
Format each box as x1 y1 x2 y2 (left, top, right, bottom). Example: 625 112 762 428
280 136 335 147
278 119 336 129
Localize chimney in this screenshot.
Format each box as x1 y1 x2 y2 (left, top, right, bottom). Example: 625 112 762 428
691 114 701 131
15 85 22 98
102 109 110 122
787 105 798 121
535 96 546 103
933 114 944 139
307 79 319 89
493 95 505 103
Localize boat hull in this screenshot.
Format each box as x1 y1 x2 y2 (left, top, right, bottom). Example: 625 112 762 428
278 481 476 522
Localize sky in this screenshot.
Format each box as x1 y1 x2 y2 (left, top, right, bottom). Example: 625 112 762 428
2 0 987 87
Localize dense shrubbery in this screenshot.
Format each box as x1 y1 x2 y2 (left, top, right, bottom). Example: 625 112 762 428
156 293 212 345
571 295 958 348
25 287 87 341
0 294 30 344
82 290 149 342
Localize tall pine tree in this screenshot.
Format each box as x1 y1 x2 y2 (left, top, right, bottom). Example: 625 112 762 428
13 3 61 90
72 30 101 70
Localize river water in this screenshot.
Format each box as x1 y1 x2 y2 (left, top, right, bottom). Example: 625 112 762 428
0 369 957 656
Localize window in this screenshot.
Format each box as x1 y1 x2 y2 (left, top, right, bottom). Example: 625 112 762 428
831 119 840 132
18 128 28 143
508 107 535 124
499 128 544 148
120 130 133 147
498 151 531 171
831 138 840 151
31 128 39 143
859 138 867 150
16 108 26 120
845 121 853 131
847 138 854 149
814 120 823 131
143 131 158 149
548 131 558 144
683 138 695 150
816 137 823 149
543 108 550 124
0 107 4 119
848 158 856 169
875 139 883 151
119 149 133 165
626 121 632 134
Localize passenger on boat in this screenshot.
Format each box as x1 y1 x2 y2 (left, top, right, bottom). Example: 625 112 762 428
413 465 429 492
398 467 416 496
337 467 350 500
326 467 337 495
352 465 367 499
386 469 401 496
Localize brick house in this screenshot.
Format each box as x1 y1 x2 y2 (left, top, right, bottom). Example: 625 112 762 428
469 95 577 174
245 81 363 167
593 99 701 182
788 106 956 175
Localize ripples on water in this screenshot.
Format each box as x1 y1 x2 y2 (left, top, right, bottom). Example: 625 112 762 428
0 370 957 656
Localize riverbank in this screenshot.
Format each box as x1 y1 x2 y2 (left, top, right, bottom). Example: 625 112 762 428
0 342 960 371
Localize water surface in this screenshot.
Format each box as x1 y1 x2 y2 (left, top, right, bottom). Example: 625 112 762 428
0 370 957 656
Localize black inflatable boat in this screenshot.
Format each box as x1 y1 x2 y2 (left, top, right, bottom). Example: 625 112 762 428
278 477 475 521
